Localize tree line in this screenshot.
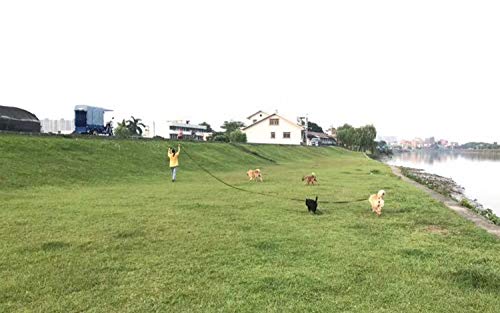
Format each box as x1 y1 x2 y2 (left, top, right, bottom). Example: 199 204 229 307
112 117 248 142
205 121 247 143
115 116 146 137
336 124 377 152
113 117 379 152
460 142 499 150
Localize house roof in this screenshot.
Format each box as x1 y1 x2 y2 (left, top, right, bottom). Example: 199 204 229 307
307 131 337 141
167 122 207 131
0 105 39 122
241 113 304 131
246 110 268 120
307 131 334 139
74 105 112 112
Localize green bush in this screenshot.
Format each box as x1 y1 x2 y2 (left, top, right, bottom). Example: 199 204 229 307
211 133 229 142
114 125 133 138
460 199 474 209
228 130 247 143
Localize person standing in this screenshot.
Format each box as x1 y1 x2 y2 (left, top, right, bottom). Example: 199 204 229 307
168 144 181 182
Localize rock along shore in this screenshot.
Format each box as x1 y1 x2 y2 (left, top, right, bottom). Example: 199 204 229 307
396 166 500 228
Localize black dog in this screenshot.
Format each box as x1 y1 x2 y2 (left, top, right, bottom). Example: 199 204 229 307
305 196 318 214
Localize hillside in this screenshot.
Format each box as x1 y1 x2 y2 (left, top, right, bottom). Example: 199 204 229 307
0 134 358 189
1 134 499 313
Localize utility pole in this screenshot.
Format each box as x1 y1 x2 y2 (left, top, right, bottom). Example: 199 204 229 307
298 115 309 145
305 115 309 146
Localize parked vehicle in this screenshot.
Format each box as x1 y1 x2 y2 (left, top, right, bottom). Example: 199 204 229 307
74 105 113 135
310 138 321 146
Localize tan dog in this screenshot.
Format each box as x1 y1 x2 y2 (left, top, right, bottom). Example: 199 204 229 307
247 169 263 182
302 172 318 185
368 190 385 216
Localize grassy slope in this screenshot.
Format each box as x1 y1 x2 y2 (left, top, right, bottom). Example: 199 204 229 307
0 134 499 313
0 135 347 189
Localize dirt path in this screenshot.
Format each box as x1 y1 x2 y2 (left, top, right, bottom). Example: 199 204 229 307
390 165 500 238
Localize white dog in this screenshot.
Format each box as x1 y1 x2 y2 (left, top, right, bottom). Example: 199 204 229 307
368 190 385 216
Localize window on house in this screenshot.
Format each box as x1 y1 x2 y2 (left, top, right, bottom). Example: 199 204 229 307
271 132 275 139
269 119 279 126
283 132 291 139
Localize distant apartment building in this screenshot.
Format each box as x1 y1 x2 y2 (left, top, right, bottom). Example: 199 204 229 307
41 118 74 134
155 120 209 140
412 138 424 149
438 139 449 146
424 137 435 148
399 140 412 150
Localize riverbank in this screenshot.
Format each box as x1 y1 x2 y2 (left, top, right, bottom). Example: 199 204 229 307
399 167 474 205
391 166 500 236
2 135 500 312
383 150 500 222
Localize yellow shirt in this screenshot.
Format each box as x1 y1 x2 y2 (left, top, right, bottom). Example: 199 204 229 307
168 149 180 167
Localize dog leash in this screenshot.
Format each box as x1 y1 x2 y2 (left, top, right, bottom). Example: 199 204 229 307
182 148 285 199
182 147 368 205
320 198 367 204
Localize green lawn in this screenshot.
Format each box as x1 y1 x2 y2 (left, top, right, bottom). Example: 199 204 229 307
1 134 499 312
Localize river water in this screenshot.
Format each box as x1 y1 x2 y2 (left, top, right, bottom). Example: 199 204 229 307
386 150 500 216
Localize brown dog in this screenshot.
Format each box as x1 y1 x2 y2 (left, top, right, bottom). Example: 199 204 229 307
368 190 385 216
247 169 263 182
302 173 318 185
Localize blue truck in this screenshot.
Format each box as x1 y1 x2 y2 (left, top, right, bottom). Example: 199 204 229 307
74 105 113 135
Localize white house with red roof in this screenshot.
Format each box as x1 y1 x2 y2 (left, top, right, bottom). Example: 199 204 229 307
242 111 304 145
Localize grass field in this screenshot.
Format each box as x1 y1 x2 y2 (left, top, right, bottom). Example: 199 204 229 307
1 134 499 312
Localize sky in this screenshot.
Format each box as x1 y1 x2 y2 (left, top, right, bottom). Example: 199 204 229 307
1 0 499 143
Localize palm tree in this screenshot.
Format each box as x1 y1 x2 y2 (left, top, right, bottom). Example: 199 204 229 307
126 116 146 136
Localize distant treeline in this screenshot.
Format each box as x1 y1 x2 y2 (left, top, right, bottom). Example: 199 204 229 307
206 121 247 143
460 142 499 150
336 124 377 152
